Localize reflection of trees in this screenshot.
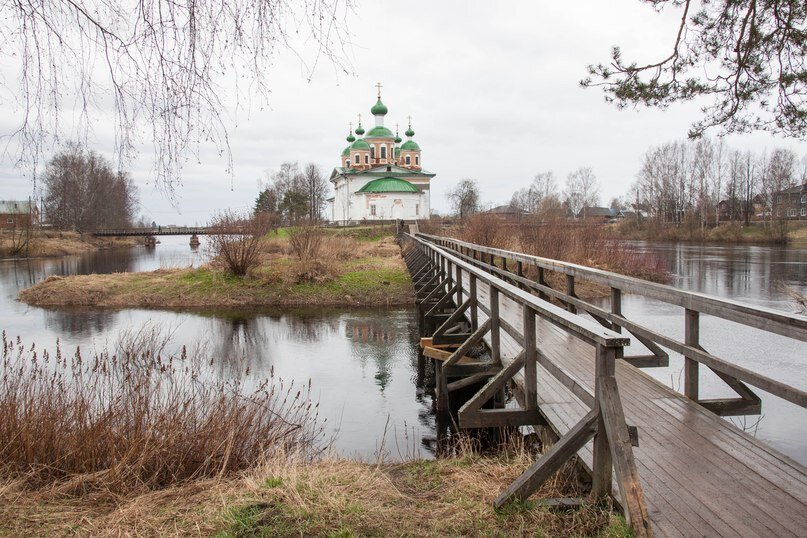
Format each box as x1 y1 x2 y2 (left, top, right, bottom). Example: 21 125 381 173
347 318 398 391
44 308 118 336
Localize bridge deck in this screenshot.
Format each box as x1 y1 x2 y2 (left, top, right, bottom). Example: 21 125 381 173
469 276 807 537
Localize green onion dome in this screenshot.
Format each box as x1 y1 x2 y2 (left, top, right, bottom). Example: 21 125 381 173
347 133 355 143
405 126 415 137
370 99 388 115
342 146 350 157
365 126 395 138
400 140 420 151
394 135 402 143
351 139 371 150
355 124 365 136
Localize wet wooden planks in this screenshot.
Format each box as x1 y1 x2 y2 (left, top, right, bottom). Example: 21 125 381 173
463 276 807 537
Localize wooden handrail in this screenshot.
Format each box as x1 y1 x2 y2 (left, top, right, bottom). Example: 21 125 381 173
408 234 628 349
418 233 807 341
418 232 807 410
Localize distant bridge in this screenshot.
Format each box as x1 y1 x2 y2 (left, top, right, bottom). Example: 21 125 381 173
92 227 243 237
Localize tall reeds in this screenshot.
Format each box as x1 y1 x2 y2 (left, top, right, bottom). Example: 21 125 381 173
0 330 324 493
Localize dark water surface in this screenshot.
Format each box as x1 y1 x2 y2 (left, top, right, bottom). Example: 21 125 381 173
0 237 435 459
1 238 805 464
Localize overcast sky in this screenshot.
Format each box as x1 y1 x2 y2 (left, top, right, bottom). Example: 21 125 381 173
2 0 806 225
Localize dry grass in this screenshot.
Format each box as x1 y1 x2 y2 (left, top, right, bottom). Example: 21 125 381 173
0 330 325 496
0 442 629 537
0 230 137 258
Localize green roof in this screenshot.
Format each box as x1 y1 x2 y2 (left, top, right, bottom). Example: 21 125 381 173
342 146 350 156
400 140 420 151
371 99 388 115
351 139 371 150
346 133 355 143
365 126 395 138
405 127 415 137
355 124 365 135
357 177 419 194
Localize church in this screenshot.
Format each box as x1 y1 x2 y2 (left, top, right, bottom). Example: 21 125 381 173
328 85 435 224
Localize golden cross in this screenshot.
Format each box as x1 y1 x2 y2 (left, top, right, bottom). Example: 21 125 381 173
375 82 383 99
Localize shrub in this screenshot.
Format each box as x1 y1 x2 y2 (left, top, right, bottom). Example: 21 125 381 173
207 211 271 276
0 330 324 493
288 225 324 261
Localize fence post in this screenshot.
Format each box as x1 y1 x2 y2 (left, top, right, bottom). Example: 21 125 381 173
684 309 700 401
490 286 501 365
592 343 615 499
566 274 577 314
523 305 537 410
469 274 478 330
537 267 548 301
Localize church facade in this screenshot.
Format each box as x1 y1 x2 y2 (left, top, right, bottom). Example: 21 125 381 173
328 86 435 224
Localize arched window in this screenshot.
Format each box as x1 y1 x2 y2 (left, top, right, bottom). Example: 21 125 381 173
415 155 420 166
370 146 375 159
364 154 369 164
380 145 387 159
405 154 411 165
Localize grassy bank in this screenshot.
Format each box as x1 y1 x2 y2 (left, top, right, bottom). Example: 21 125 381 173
0 229 138 259
19 232 413 308
611 219 807 244
0 331 627 537
0 454 629 537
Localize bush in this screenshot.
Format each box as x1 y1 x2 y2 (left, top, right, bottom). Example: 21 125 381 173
0 330 324 493
288 225 324 261
207 211 271 276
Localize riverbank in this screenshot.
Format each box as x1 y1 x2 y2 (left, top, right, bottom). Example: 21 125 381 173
1 453 627 537
18 233 414 308
611 220 807 244
0 229 138 259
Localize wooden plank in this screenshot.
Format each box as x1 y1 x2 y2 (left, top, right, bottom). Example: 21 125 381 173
493 410 598 508
421 345 478 365
447 373 491 392
460 408 545 428
458 351 526 419
444 318 491 368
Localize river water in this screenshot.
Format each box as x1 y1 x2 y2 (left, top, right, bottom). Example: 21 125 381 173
1 237 805 464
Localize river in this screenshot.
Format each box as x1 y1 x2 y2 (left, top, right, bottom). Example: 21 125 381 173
1 237 805 464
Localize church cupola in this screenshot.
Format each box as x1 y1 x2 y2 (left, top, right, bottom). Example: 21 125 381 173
364 82 395 165
355 115 365 136
399 117 421 169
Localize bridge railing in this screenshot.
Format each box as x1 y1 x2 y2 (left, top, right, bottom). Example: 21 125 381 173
417 232 807 415
404 234 652 535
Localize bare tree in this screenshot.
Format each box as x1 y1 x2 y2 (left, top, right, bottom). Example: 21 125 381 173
564 167 600 217
510 171 558 213
303 163 329 221
447 179 480 219
3 0 353 191
42 143 138 231
583 0 807 138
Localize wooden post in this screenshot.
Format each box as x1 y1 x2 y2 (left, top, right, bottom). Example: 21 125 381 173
455 263 463 307
684 309 700 401
490 286 501 364
469 274 478 330
611 287 624 359
523 305 537 411
537 267 548 301
566 274 577 314
516 260 524 290
592 344 614 499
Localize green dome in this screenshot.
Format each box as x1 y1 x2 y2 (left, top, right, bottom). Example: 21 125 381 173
355 124 365 136
342 146 350 156
405 127 415 137
351 139 371 150
347 133 355 143
394 135 402 143
400 140 420 151
365 126 395 138
395 147 401 156
357 177 419 194
371 99 388 115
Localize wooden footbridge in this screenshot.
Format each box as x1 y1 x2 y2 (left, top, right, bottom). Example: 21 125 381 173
400 231 807 537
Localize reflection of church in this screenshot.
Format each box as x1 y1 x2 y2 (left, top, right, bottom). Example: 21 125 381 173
328 84 436 224
350 320 397 343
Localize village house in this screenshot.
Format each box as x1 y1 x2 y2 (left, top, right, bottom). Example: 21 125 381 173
329 84 435 224
772 183 807 220
0 200 38 230
482 204 529 222
577 206 616 221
